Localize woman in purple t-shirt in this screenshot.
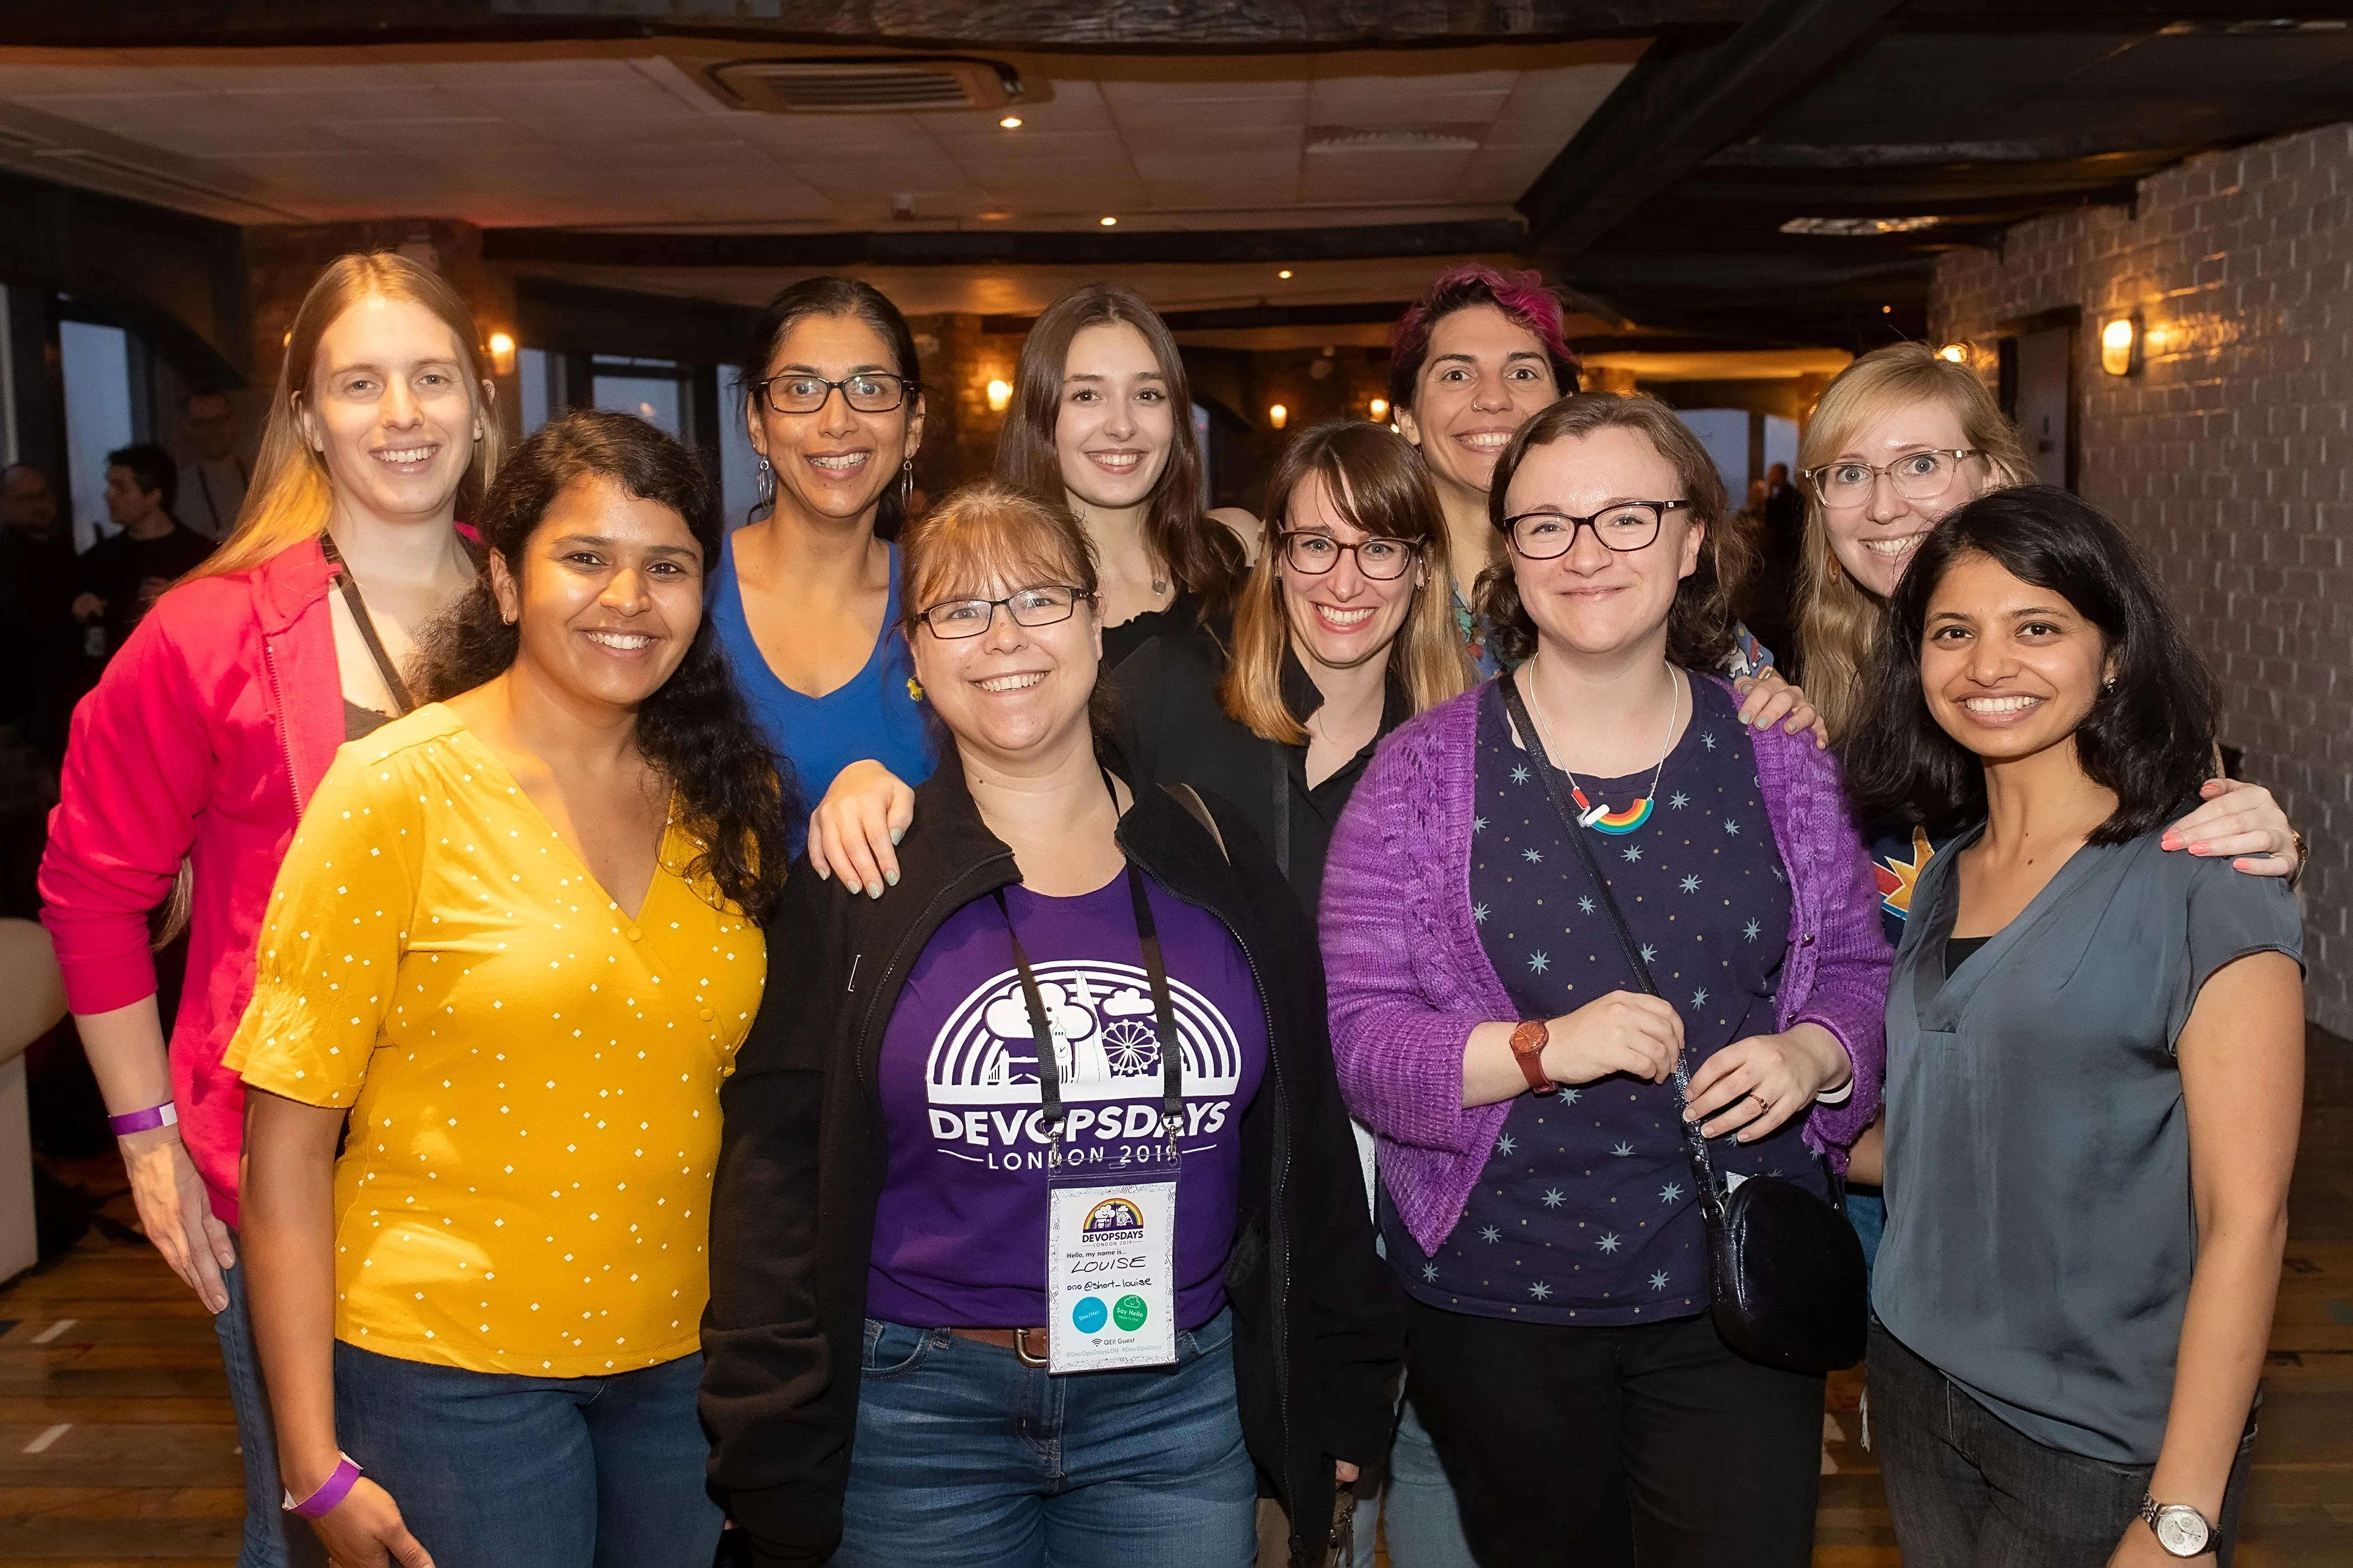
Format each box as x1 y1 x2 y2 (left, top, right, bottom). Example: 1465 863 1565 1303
702 482 1400 1568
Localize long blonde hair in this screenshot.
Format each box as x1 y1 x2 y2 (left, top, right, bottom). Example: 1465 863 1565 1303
1220 420 1472 743
188 252 502 582
1795 343 2035 736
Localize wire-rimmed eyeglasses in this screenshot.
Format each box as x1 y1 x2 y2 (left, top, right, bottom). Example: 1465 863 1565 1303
1278 531 1420 581
909 585 1092 639
1803 449 1982 508
754 371 917 415
1501 500 1691 559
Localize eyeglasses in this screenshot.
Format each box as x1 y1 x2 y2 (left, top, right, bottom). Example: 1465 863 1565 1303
1502 500 1691 559
1278 531 1419 581
911 585 1092 639
1804 449 1981 508
754 371 916 415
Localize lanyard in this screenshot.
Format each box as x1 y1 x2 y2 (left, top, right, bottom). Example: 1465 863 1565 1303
994 865 1185 1145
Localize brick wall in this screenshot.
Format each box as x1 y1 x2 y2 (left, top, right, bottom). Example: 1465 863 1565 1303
1931 122 2353 1030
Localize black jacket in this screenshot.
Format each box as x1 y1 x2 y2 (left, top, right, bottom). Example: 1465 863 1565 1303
700 750 1404 1566
1112 636 1409 916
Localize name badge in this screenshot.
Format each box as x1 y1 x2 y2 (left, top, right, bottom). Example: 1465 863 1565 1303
1045 1149 1178 1374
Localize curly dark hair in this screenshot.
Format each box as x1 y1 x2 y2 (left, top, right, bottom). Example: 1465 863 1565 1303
1839 485 2218 845
1473 391 1754 669
412 408 794 922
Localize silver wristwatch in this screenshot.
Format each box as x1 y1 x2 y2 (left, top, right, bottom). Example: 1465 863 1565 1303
2139 1494 2213 1557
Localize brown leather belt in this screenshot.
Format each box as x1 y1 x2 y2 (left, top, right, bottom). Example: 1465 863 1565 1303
949 1326 1051 1366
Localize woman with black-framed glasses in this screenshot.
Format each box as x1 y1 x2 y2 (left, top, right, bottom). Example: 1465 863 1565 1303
709 276 935 852
1322 392 1891 1568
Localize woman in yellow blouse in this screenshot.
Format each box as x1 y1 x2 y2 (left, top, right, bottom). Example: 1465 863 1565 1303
231 409 790 1568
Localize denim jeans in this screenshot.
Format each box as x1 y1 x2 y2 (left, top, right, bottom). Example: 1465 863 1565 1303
1868 1322 2257 1568
1350 1396 1478 1568
838 1306 1259 1568
214 1249 329 1568
333 1341 721 1568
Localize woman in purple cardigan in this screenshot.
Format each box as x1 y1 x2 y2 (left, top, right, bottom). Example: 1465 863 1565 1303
1321 392 1890 1568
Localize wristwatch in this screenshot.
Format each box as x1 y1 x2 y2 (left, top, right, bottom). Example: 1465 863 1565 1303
2138 1494 2213 1557
1508 1019 1556 1096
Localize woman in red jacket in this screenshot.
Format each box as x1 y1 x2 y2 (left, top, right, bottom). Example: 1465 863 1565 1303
38 251 499 1568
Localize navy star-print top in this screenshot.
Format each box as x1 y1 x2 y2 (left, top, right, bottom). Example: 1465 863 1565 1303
1379 675 1822 1325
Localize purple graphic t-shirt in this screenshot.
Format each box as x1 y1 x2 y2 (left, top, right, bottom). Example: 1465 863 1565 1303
866 869 1268 1331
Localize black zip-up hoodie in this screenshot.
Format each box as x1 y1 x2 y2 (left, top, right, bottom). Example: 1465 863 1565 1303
700 749 1404 1566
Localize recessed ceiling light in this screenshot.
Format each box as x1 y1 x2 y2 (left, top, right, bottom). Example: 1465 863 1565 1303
999 115 1022 129
1781 215 1942 236
1882 305 1894 313
1278 269 1292 279
1099 215 1118 226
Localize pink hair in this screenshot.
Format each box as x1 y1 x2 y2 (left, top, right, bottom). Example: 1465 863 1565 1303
1387 263 1581 411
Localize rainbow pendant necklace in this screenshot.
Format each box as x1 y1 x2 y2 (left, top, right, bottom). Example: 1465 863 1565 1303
1523 661 1681 837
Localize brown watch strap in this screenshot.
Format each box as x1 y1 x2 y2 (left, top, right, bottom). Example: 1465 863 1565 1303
1509 1019 1556 1096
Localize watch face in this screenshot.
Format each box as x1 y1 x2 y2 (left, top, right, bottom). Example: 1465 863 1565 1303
2153 1506 2209 1556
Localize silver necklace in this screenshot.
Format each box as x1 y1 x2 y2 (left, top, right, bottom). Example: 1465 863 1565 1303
1521 659 1681 833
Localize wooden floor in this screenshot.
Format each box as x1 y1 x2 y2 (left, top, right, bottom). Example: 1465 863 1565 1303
1 1033 2347 1567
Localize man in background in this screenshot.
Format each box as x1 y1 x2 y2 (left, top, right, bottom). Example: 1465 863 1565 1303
72 443 213 668
175 389 247 540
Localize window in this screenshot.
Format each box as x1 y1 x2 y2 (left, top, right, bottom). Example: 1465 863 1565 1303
60 319 138 553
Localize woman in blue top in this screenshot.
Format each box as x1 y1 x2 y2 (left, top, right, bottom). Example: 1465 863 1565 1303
713 277 935 843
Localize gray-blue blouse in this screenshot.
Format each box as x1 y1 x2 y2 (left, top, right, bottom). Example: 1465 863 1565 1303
1872 821 2301 1464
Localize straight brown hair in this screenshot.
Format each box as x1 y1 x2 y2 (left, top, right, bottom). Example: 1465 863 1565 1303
994 282 1244 615
1219 421 1472 743
1475 392 1754 670
186 252 501 583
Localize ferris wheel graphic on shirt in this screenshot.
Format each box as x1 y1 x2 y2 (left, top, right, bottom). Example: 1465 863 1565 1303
924 960 1243 1105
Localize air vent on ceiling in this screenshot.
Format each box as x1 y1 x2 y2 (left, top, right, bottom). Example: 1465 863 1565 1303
1780 215 1944 236
1306 125 1481 155
708 57 1022 114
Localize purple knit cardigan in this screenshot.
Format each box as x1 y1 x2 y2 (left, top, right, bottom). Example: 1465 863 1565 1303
1319 676 1892 1257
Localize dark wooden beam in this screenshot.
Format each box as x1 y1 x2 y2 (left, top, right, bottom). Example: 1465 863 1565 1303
1517 0 1907 271
485 221 1521 270
0 0 1751 50
512 275 757 365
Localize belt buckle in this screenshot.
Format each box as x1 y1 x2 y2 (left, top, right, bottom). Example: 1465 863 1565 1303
1014 1327 1051 1367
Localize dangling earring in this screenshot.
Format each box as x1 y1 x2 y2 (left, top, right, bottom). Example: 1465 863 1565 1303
899 456 915 509
755 455 774 509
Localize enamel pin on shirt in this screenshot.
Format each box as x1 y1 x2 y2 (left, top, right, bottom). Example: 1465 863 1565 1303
996 866 1185 1373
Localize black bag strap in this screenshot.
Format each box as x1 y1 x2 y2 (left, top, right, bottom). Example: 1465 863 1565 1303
320 535 417 716
1499 674 1727 1222
1268 743 1291 880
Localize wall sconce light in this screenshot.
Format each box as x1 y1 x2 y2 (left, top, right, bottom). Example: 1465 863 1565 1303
1368 397 1389 420
487 332 516 376
2099 315 2141 376
986 378 1013 413
1937 343 1967 364
1268 403 1288 431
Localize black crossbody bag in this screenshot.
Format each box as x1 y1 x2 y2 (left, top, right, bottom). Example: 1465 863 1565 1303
1501 679 1867 1374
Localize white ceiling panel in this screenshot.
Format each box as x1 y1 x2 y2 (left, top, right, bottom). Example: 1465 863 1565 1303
0 44 1638 239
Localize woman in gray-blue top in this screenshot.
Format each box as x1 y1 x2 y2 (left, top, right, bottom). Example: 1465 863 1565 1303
1843 486 2302 1568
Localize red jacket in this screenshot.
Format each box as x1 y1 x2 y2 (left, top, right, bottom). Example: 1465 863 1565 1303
40 538 345 1225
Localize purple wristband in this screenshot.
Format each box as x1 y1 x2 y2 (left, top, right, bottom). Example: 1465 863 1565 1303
285 1453 362 1517
108 1102 178 1137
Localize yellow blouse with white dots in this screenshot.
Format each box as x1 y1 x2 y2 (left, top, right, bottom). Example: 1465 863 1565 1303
226 705 766 1378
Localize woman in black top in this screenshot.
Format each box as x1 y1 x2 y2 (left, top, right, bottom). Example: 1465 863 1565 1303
700 482 1399 1568
994 282 1255 669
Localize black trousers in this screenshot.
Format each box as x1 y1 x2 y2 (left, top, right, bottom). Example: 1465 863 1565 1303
1868 1321 2256 1568
1403 1297 1826 1568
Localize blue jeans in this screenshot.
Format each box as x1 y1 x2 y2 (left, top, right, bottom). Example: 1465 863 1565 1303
1365 1397 1478 1568
214 1249 328 1568
334 1341 721 1568
839 1307 1259 1568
